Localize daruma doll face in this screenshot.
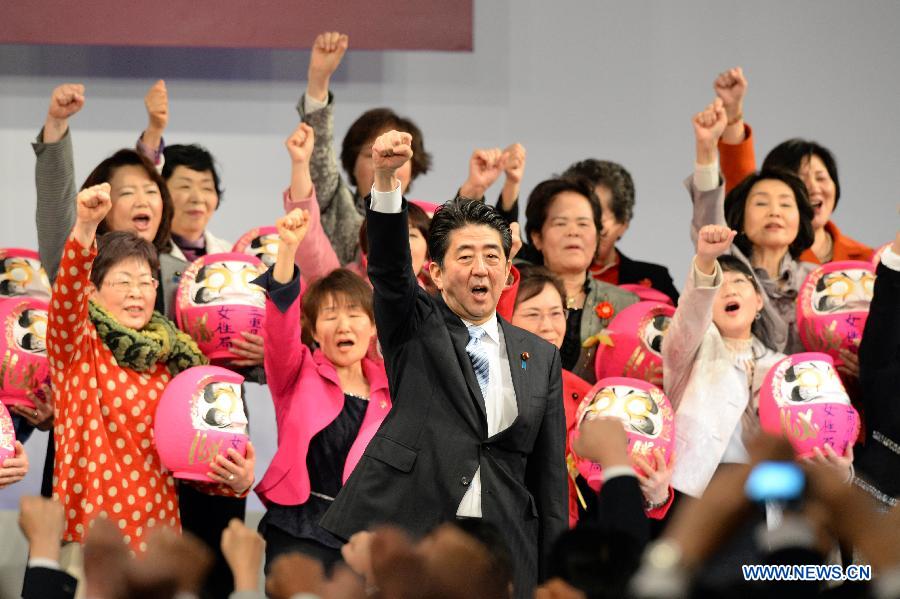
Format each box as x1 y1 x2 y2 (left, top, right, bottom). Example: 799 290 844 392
155 366 248 482
759 353 860 459
0 251 51 300
192 381 249 435
798 261 874 365
1 297 50 409
571 377 675 489
176 253 266 363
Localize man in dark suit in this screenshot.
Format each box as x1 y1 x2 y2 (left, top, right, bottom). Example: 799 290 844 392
321 130 567 598
854 231 900 508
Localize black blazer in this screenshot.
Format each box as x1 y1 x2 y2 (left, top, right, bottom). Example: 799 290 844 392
617 250 680 305
22 566 78 599
321 202 568 598
854 261 900 501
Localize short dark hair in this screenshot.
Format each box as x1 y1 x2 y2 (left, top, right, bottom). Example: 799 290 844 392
428 199 512 268
562 159 635 224
301 268 374 336
359 200 430 257
90 231 160 289
161 144 224 206
81 149 174 254
724 169 815 260
340 108 432 190
524 176 603 247
514 265 565 310
762 139 841 210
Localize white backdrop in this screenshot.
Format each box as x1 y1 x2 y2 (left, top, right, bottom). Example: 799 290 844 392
1 0 899 515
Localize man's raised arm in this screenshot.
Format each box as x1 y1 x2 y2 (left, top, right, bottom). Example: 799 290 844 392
365 131 421 352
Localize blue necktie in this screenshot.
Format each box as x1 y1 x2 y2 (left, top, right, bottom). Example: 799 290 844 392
466 326 490 397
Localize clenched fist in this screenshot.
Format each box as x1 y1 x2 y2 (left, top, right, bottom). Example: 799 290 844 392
460 148 503 199
144 79 169 132
501 143 526 184
372 130 414 178
695 224 736 274
308 31 349 101
713 66 747 122
47 83 85 122
285 122 315 164
76 183 113 227
276 208 311 249
692 98 728 147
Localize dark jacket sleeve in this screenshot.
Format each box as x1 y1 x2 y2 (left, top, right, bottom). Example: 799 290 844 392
366 200 426 353
525 348 569 578
858 261 900 443
582 474 650 550
22 566 78 599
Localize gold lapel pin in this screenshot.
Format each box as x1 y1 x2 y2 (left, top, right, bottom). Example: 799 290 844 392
520 351 529 370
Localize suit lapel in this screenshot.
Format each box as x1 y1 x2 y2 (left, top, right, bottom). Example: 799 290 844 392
437 298 488 429
499 316 527 415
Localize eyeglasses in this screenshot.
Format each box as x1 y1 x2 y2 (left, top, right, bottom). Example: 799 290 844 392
103 277 159 296
516 309 568 324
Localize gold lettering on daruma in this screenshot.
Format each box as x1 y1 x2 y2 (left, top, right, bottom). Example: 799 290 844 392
188 431 223 465
780 408 820 441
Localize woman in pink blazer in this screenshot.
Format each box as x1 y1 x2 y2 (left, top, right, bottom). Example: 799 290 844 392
253 208 390 572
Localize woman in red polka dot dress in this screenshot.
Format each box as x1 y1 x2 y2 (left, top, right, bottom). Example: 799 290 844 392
47 183 255 553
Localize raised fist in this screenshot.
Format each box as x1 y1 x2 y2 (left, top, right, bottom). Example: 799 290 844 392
276 208 311 248
285 122 315 164
692 98 728 148
697 224 736 262
145 79 169 131
76 183 112 226
460 148 503 199
500 143 526 184
713 67 747 121
372 130 414 174
309 31 349 81
47 83 85 121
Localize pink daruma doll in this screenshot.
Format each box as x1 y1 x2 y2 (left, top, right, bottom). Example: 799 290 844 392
155 365 249 481
594 301 675 386
176 253 266 364
0 403 16 462
233 226 280 269
570 377 675 491
797 261 874 367
0 248 51 300
759 352 860 459
0 297 50 410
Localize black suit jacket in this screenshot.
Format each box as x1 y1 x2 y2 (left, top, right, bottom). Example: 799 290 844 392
854 261 900 501
321 201 568 598
617 250 680 305
22 566 78 599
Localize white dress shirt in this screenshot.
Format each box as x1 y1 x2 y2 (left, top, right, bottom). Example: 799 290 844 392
456 314 518 517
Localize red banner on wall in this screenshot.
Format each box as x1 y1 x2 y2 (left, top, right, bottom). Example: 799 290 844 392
1 1 472 51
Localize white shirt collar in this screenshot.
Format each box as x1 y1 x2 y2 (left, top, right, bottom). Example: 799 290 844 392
461 312 500 345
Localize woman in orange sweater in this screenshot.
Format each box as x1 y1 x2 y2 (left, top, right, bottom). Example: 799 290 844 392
712 66 873 265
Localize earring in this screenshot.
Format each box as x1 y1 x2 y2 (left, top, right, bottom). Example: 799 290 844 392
754 311 762 321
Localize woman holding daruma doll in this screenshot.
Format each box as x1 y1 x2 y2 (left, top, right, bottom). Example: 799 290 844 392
46 183 255 553
662 224 852 498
